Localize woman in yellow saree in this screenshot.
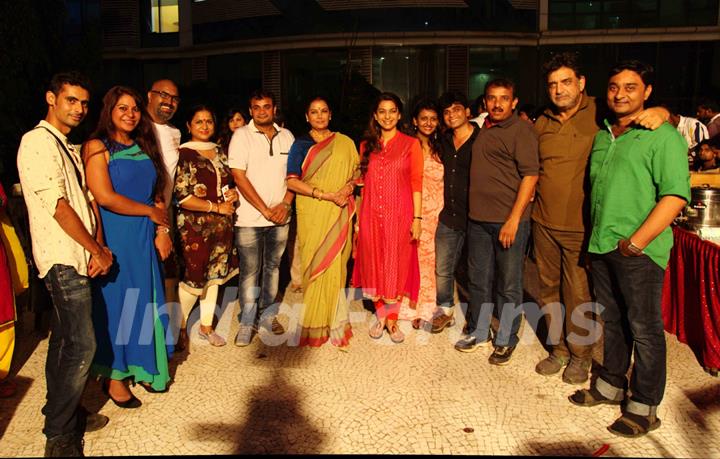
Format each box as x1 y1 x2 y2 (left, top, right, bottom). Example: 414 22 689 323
286 97 359 347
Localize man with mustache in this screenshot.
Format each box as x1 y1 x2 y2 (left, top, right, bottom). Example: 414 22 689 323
146 79 184 348
533 53 669 385
456 78 539 366
569 60 689 438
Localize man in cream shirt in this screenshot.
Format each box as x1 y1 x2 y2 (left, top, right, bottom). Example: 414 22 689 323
17 72 113 456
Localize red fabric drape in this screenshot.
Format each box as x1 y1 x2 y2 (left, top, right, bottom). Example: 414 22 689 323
662 226 720 371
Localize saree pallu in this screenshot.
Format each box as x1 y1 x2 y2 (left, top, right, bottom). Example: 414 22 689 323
295 133 359 347
0 183 27 379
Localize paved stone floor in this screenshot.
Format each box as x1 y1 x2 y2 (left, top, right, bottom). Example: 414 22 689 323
1 270 719 457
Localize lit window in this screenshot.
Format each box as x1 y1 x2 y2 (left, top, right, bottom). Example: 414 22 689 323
151 0 179 33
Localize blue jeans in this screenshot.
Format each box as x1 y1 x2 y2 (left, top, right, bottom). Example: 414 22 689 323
434 221 466 307
466 220 530 347
42 265 97 439
591 249 666 411
235 224 289 326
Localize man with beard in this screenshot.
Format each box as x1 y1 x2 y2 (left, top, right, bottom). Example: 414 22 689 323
229 90 294 346
17 72 113 456
696 98 720 140
146 79 184 348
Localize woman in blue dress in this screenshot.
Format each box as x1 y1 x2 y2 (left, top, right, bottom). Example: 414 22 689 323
84 86 172 408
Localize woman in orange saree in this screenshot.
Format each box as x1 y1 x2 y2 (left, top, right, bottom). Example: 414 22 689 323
286 97 359 347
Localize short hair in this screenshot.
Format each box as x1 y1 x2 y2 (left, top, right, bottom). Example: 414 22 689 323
542 52 583 80
248 89 276 107
698 97 720 113
48 71 91 96
438 91 469 111
608 60 654 87
484 78 516 98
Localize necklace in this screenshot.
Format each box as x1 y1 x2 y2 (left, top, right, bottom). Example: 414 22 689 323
310 129 332 142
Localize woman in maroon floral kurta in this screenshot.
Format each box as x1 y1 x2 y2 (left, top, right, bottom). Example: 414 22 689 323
175 106 239 347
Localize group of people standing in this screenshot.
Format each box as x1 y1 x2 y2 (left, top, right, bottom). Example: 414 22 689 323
14 50 692 456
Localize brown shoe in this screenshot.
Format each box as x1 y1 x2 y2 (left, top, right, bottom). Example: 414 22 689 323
270 317 285 335
535 354 569 376
562 358 591 385
430 313 455 334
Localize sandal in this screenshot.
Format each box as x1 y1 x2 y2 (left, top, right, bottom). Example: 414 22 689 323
199 328 227 347
607 412 661 438
568 387 623 407
369 318 385 339
387 323 405 344
411 318 424 330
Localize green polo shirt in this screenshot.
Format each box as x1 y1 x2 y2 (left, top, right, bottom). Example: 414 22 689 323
588 121 690 268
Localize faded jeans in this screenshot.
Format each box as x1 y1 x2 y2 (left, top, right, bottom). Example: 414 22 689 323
42 264 97 439
235 224 289 326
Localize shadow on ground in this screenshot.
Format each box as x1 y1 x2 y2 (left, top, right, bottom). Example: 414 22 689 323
190 338 325 454
0 375 35 439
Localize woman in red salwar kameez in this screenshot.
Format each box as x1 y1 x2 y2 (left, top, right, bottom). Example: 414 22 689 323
352 92 423 344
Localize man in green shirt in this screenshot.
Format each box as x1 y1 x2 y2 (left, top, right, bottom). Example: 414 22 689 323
532 52 668 385
568 60 690 438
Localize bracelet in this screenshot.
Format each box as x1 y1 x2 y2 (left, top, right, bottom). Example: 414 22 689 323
156 226 170 234
413 216 423 220
311 188 318 199
206 200 213 213
281 202 291 210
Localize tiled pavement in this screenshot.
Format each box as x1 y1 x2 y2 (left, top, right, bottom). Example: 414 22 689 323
1 265 719 457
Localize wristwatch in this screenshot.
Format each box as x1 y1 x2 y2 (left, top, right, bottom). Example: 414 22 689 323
627 240 644 255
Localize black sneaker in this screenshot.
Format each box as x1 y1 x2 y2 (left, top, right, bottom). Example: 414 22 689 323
454 333 492 353
488 345 516 365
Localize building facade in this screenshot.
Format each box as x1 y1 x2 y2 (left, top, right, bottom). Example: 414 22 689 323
91 0 719 134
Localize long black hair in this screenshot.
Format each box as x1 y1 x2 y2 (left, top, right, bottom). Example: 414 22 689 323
408 98 441 163
88 86 166 203
360 92 403 174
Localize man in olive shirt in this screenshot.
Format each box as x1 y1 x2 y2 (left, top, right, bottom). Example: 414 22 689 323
456 78 539 366
533 53 670 384
569 61 689 438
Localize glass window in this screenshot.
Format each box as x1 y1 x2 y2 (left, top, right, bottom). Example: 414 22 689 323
372 47 446 109
549 0 719 29
151 0 179 33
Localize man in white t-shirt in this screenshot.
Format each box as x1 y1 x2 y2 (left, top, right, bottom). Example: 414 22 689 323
229 90 295 347
668 107 709 168
146 79 183 346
